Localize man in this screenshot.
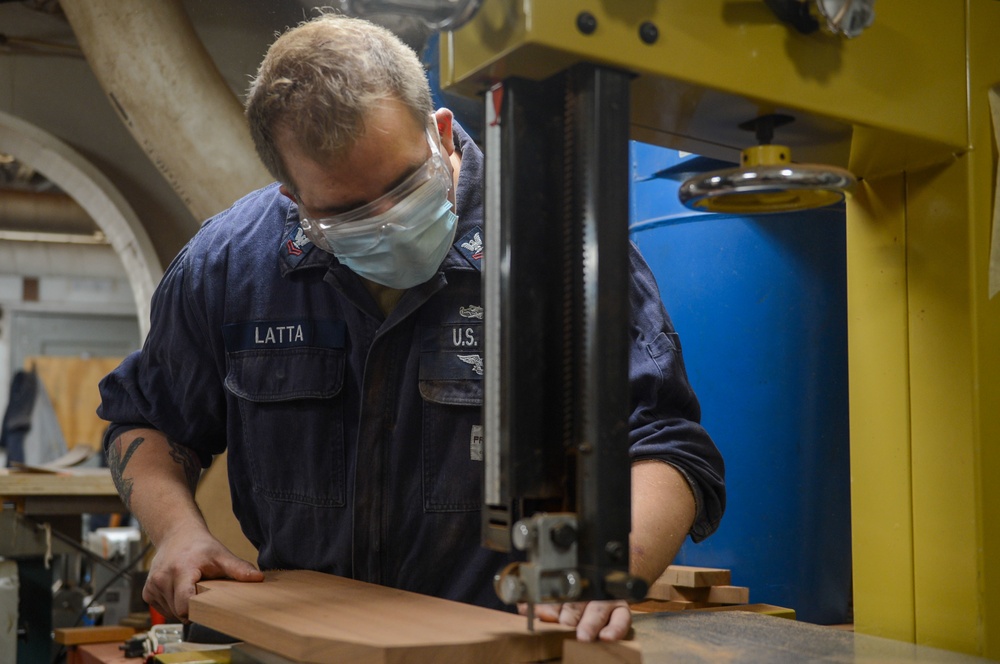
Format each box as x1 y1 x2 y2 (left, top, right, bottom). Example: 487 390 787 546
98 13 725 642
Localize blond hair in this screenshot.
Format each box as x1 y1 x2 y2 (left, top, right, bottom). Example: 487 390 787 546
246 13 433 188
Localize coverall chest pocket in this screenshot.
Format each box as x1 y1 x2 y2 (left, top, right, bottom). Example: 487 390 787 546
418 323 484 513
225 348 347 507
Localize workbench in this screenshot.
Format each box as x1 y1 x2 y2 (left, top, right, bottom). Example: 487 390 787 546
0 468 121 516
0 468 125 661
0 468 123 562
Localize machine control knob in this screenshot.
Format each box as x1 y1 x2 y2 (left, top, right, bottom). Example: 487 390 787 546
494 563 527 604
511 519 536 551
549 523 578 550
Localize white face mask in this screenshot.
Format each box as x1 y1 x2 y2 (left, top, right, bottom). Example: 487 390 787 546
297 126 459 289
312 177 458 289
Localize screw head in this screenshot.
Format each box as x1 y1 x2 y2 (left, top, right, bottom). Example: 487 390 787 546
605 540 626 563
576 12 598 35
639 21 659 44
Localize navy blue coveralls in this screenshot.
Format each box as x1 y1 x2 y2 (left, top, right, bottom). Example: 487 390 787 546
98 125 725 611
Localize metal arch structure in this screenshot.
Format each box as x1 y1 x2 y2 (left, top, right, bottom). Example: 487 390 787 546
0 110 161 338
442 0 1000 657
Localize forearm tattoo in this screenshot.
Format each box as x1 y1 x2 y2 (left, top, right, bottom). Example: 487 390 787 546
108 435 144 511
167 438 202 493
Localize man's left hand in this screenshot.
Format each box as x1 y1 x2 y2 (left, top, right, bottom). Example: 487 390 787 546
520 600 631 641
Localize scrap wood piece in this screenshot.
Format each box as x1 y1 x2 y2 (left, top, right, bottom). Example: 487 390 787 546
653 565 731 588
563 638 642 664
692 603 797 620
631 599 723 613
53 625 134 645
190 569 572 664
646 584 749 604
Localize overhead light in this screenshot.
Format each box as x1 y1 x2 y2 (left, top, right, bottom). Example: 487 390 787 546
678 114 856 214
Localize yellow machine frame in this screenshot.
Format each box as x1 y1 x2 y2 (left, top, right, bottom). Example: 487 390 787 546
442 0 1000 656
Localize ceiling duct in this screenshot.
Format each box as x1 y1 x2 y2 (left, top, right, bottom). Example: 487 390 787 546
59 0 271 222
0 189 97 235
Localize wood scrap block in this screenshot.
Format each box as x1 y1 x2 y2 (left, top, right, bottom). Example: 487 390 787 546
630 599 723 613
54 625 134 645
562 638 642 664
692 603 797 620
190 570 572 664
653 565 731 588
646 584 749 604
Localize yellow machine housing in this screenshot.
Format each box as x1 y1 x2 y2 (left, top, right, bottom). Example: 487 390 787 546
442 0 1000 657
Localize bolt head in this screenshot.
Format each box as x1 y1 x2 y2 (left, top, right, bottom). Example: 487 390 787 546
512 521 534 550
576 11 598 35
639 21 659 44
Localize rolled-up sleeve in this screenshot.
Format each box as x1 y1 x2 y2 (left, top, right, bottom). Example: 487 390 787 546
627 243 725 542
97 242 227 469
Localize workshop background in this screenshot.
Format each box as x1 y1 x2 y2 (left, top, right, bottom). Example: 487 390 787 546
1 0 998 661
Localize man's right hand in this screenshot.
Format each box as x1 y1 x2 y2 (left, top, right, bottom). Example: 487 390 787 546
142 527 263 622
105 430 264 620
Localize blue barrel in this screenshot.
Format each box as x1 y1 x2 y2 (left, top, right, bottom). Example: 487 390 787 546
629 141 852 625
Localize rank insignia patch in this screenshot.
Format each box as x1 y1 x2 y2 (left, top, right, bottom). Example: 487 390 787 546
455 227 483 270
281 224 314 268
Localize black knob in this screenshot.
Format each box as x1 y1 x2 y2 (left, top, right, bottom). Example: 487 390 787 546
639 21 659 44
550 523 578 549
576 12 598 35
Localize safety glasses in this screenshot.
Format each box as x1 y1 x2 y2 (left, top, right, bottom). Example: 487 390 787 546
298 124 451 235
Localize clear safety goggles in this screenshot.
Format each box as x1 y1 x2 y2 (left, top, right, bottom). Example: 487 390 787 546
298 124 452 235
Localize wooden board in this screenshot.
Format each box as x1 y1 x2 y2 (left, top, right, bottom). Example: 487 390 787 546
0 469 121 514
651 566 731 589
27 355 125 449
190 570 572 664
645 584 748 604
630 599 723 613
683 603 797 620
0 468 116 495
54 625 134 645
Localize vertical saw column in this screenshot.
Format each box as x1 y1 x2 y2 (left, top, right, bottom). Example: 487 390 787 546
483 64 644 607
